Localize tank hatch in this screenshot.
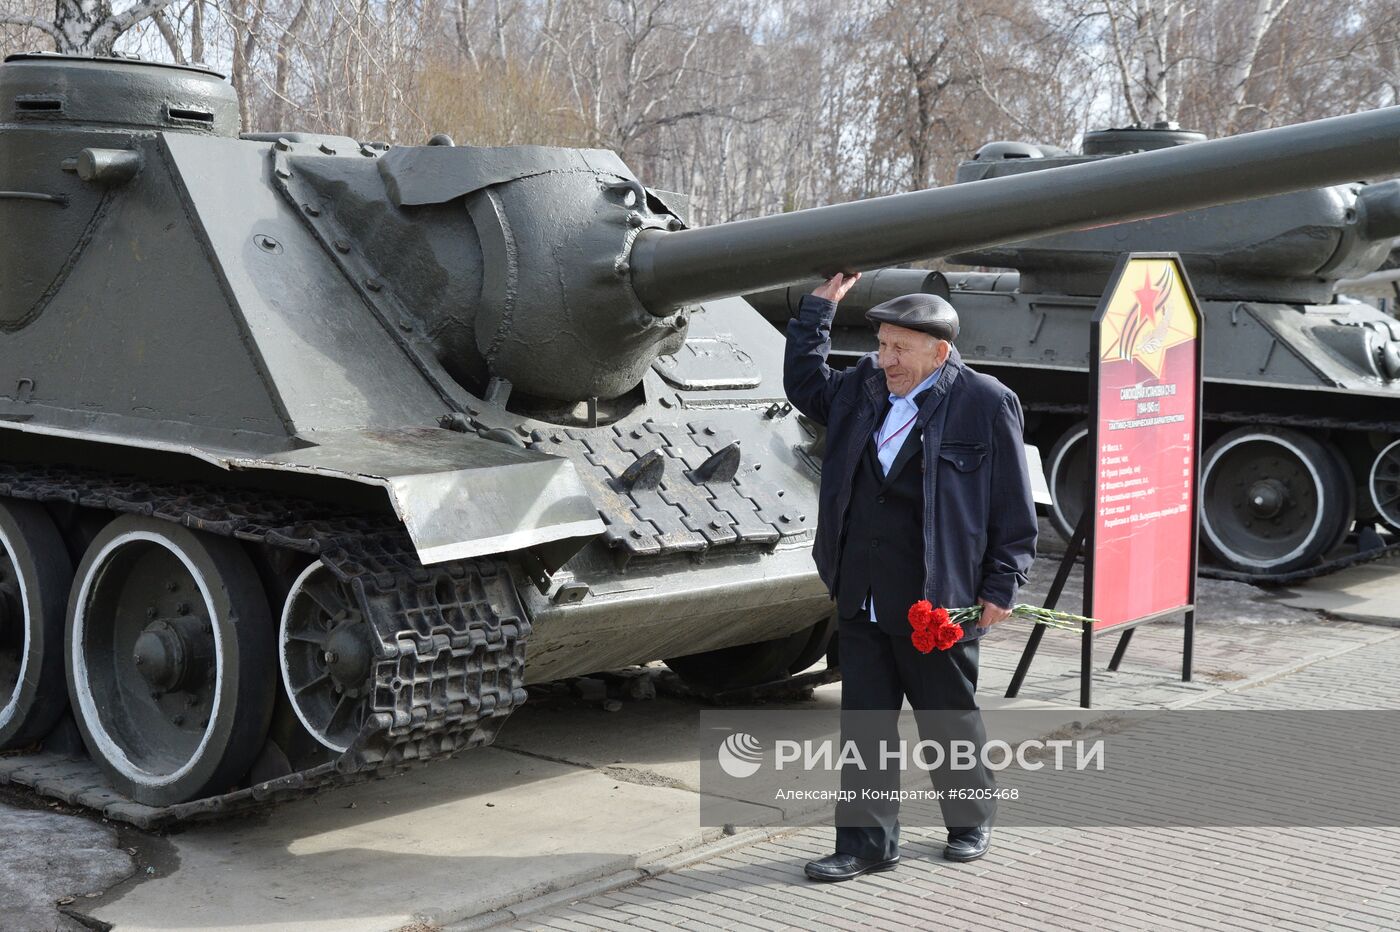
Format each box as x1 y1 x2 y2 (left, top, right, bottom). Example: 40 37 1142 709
0 53 238 137
1081 122 1207 154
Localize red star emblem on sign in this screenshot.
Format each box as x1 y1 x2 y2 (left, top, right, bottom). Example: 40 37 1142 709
1099 258 1194 379
1135 270 1159 325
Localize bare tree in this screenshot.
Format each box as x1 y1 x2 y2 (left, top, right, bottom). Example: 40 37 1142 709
1098 0 1188 124
541 0 730 163
4 0 1394 231
0 0 177 54
1221 0 1292 131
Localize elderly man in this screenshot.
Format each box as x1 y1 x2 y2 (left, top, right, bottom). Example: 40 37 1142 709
783 272 1037 882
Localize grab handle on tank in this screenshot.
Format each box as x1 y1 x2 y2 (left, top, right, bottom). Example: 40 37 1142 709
0 190 66 206
74 148 142 186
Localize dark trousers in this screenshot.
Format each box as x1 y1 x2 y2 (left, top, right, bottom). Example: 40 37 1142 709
834 612 996 860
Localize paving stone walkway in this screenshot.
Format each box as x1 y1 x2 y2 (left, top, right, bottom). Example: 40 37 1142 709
496 630 1400 931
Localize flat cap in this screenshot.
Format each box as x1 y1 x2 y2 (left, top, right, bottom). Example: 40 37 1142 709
865 293 960 342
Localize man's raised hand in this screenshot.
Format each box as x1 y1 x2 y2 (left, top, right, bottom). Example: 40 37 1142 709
812 271 862 303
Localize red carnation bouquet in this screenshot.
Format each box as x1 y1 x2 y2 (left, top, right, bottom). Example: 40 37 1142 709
907 599 1095 653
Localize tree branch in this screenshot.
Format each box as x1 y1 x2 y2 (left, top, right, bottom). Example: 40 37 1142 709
0 13 62 42
108 0 180 35
1103 0 1144 124
152 9 187 63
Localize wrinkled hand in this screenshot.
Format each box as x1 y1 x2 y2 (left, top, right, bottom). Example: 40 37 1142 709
977 598 1012 627
811 271 861 303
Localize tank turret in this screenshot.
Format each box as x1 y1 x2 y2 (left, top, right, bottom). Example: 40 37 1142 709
6 53 1400 819
949 123 1400 304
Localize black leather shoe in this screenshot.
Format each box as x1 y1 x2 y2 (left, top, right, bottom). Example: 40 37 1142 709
944 825 991 862
804 852 900 882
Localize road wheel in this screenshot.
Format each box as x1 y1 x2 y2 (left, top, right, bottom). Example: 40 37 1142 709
67 516 276 806
665 618 827 693
1367 437 1400 531
1201 427 1353 574
1046 421 1090 542
0 501 74 749
278 562 375 753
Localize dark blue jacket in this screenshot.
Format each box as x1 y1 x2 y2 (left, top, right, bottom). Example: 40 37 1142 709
783 295 1037 639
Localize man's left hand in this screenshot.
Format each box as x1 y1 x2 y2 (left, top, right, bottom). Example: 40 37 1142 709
811 271 861 303
977 598 1011 627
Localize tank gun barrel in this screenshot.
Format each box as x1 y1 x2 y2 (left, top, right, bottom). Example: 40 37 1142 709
630 106 1400 312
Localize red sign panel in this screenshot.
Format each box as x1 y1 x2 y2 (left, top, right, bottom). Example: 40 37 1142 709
1087 255 1202 630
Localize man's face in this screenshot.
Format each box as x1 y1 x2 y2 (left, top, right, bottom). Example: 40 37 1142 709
877 323 949 397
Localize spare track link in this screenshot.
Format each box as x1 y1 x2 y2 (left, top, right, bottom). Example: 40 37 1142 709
0 464 530 827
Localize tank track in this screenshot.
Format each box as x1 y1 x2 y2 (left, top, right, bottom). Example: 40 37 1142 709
1202 539 1400 585
0 463 529 829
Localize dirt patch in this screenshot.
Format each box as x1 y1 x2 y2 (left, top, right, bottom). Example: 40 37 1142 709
1195 668 1248 682
601 764 691 791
